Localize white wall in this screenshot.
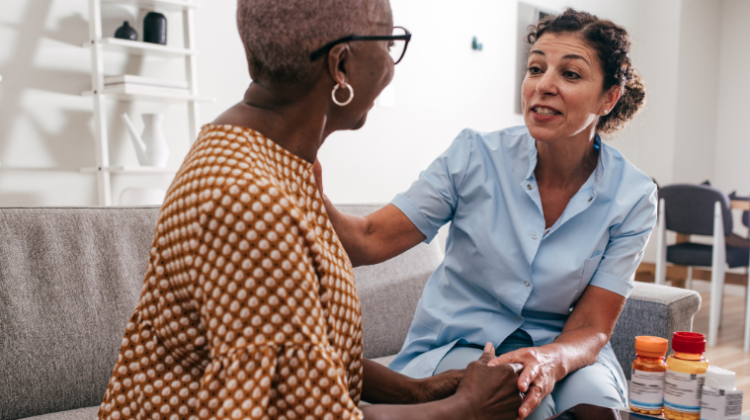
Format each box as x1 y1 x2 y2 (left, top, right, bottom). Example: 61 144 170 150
714 0 750 197
0 0 647 207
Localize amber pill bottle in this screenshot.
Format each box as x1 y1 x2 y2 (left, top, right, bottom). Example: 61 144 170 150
663 332 709 420
630 336 668 415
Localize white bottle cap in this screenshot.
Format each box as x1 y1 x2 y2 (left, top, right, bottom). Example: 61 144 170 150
705 366 736 390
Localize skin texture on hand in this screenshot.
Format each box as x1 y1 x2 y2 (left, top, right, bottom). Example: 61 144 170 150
360 358 463 405
455 343 525 420
359 344 523 420
487 285 626 419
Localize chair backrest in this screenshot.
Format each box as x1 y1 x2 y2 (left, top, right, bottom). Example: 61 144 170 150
0 205 442 420
659 184 732 237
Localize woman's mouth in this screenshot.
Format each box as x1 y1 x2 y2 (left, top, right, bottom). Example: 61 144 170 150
531 106 562 121
532 106 561 116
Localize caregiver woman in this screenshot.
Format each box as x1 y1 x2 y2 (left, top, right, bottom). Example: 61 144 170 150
317 8 655 420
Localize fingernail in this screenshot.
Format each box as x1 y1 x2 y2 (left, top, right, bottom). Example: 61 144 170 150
484 342 492 351
522 382 528 390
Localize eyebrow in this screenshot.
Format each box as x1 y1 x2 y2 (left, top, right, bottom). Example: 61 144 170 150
529 50 591 66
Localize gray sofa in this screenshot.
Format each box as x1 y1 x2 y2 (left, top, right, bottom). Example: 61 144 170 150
0 206 701 420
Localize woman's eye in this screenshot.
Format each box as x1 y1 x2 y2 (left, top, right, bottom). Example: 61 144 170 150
564 71 581 79
528 66 542 74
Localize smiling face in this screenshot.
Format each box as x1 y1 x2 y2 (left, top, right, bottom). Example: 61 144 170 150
522 32 619 143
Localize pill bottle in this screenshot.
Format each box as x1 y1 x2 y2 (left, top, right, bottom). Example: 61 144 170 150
663 332 709 420
630 336 668 414
700 366 743 420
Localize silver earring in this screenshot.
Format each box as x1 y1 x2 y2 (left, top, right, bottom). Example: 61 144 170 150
603 109 610 115
332 83 354 106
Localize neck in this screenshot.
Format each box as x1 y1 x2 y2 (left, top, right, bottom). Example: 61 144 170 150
216 81 334 163
534 124 598 189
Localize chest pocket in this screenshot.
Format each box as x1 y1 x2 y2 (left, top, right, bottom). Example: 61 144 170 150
571 252 604 306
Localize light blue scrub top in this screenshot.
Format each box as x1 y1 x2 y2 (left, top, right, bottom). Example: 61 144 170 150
388 126 657 393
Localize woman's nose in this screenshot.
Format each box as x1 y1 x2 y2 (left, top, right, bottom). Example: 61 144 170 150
535 72 558 95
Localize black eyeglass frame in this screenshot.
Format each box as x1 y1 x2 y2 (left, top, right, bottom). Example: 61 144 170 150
309 26 412 64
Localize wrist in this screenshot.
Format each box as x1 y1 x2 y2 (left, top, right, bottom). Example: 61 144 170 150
540 343 569 381
407 377 424 404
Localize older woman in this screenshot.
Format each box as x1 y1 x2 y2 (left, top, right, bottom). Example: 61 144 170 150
96 1 523 420
317 8 655 420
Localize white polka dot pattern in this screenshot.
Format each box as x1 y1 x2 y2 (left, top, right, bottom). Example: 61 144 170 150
97 125 364 420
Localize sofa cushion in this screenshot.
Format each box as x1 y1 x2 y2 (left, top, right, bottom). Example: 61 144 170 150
0 207 160 420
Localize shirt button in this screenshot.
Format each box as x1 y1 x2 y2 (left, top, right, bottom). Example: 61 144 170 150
524 280 530 287
527 184 532 190
531 234 538 240
588 197 593 202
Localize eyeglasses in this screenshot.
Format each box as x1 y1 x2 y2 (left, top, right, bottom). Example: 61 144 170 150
309 26 412 65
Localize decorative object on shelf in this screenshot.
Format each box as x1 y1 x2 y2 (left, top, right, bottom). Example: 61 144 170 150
472 36 483 51
114 21 137 41
122 113 169 167
119 188 167 206
143 12 167 45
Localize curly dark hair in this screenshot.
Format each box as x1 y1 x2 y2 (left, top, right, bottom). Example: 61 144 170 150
526 8 645 135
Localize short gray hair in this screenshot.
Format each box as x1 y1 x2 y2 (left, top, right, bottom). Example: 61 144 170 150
237 0 387 87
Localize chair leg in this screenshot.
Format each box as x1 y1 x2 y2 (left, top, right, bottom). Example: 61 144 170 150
686 266 693 290
708 201 726 347
655 199 667 285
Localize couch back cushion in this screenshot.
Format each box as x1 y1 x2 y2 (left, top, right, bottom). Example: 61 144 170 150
341 205 443 358
0 207 160 420
0 205 441 419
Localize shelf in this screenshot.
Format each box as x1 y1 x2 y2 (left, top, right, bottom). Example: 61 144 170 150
102 0 198 12
80 166 177 174
84 38 196 58
82 88 214 103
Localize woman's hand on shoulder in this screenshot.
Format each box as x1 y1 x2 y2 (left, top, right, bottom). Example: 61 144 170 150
458 343 524 420
488 346 564 419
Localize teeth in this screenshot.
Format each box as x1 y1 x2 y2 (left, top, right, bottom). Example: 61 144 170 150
534 107 558 116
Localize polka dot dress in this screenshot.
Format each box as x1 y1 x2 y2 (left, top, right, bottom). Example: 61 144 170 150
97 125 364 420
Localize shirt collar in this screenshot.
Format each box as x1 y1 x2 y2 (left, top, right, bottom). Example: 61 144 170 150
524 133 606 190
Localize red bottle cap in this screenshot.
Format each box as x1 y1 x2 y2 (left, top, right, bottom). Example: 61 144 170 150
671 331 706 354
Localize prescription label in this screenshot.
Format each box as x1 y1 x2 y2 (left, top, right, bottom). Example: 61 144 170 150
664 370 705 413
700 387 743 420
630 369 666 410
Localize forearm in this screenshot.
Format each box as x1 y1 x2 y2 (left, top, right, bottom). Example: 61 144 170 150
361 395 470 420
361 358 419 404
546 326 610 380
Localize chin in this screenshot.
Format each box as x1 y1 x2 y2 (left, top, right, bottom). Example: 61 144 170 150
351 114 368 130
525 120 559 143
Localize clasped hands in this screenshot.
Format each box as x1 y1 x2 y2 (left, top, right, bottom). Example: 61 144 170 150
416 343 559 420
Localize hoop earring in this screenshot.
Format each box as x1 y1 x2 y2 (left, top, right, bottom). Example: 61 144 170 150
332 83 354 106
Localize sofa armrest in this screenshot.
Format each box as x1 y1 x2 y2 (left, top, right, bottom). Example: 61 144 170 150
610 282 701 379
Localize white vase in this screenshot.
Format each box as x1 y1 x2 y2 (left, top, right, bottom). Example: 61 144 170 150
122 113 170 167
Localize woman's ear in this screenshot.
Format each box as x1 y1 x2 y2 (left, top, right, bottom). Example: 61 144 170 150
327 44 350 86
603 85 623 114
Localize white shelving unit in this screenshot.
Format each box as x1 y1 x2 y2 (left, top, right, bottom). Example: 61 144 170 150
84 0 212 205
